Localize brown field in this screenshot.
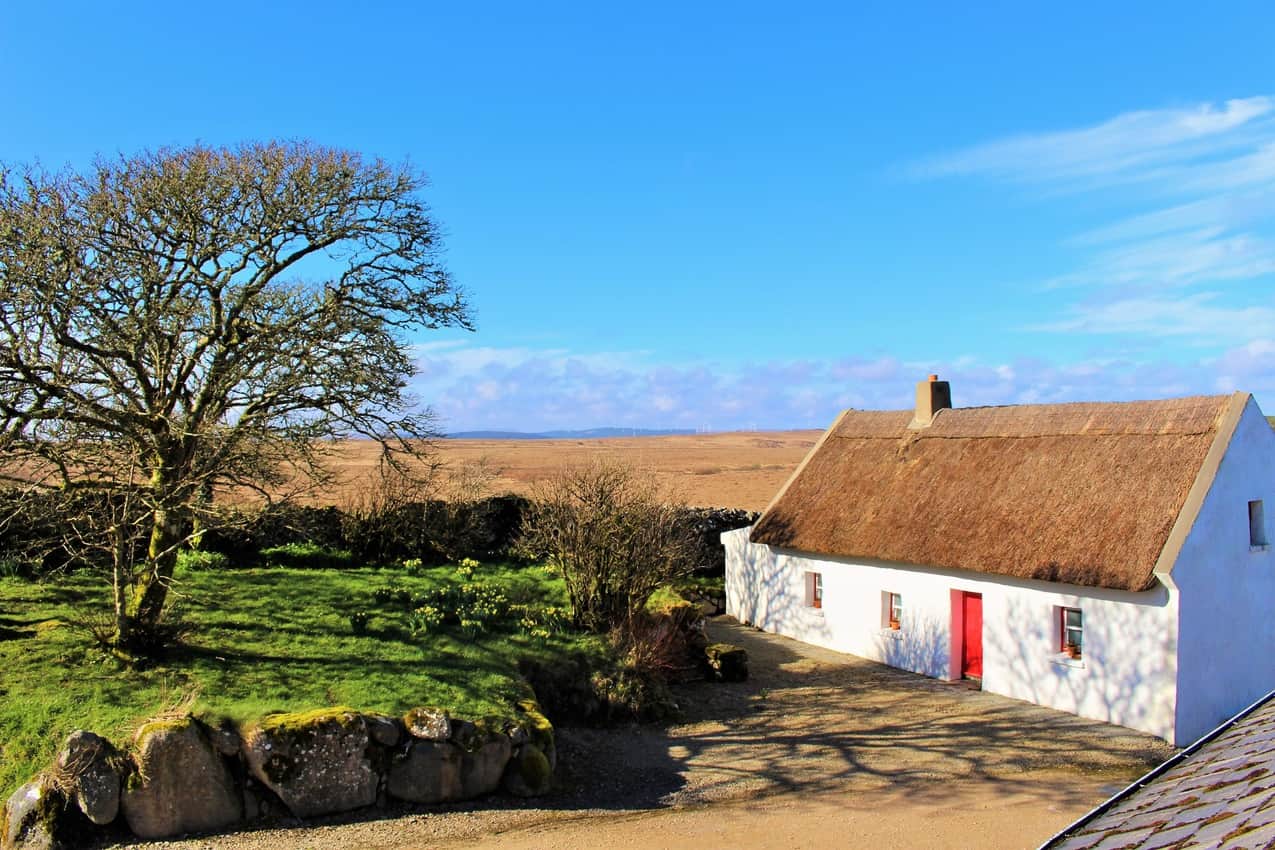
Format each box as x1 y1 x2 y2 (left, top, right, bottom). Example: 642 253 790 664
319 430 822 511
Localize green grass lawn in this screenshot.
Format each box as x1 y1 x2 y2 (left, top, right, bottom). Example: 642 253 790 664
0 559 598 797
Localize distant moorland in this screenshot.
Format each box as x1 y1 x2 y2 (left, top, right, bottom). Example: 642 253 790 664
321 430 822 512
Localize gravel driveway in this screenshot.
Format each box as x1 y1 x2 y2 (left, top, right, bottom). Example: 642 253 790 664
109 618 1174 849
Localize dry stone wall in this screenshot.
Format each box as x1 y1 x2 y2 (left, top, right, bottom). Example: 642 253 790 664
1 700 555 850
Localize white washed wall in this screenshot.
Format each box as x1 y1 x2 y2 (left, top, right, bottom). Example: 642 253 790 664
1173 398 1275 744
724 527 1181 742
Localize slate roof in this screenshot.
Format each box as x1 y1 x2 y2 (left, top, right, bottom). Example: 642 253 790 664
1042 691 1275 849
750 393 1247 592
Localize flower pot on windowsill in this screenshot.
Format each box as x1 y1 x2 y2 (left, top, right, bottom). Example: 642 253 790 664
889 619 901 631
1063 643 1081 659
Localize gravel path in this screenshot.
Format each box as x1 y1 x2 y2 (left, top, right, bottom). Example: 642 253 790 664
106 618 1174 849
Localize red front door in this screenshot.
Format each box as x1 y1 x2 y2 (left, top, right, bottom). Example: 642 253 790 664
961 592 983 679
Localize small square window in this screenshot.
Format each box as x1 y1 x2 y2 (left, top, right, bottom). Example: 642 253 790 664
1250 500 1267 547
882 591 903 629
806 572 823 609
1060 607 1082 659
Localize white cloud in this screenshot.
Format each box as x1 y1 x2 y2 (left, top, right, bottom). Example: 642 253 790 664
410 342 1272 432
1032 293 1275 340
915 95 1275 355
1048 227 1275 290
912 97 1274 185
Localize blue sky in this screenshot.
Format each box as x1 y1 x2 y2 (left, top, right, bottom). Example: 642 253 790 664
2 3 1273 431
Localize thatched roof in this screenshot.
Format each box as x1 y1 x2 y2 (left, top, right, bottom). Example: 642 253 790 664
750 394 1247 592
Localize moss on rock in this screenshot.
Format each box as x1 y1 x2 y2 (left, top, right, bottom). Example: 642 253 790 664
515 698 555 762
242 707 376 819
254 706 361 736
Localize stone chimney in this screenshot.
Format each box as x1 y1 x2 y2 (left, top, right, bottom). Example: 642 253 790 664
911 374 952 428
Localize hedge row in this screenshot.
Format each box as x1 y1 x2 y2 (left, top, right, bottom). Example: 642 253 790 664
0 491 757 575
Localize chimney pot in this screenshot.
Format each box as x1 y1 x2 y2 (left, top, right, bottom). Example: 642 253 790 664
912 375 952 428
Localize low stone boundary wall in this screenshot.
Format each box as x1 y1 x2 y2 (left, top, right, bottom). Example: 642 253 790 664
2 699 554 849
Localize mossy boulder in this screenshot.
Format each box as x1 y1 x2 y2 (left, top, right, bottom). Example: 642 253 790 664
704 643 749 682
514 697 557 771
501 744 552 797
3 776 95 850
242 707 376 818
120 715 242 840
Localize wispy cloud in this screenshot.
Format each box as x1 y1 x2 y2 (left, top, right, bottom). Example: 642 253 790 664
1047 227 1275 290
1033 293 1275 340
912 96 1274 185
915 95 1275 348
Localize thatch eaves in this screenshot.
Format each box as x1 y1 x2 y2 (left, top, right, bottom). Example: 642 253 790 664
750 393 1247 592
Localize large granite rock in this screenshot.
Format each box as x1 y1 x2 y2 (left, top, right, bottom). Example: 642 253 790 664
4 779 54 850
54 730 119 826
459 735 511 799
120 716 242 840
242 708 376 818
385 741 463 803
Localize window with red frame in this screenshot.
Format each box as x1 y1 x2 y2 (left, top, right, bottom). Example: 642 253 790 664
1061 607 1083 658
888 592 903 629
807 572 823 608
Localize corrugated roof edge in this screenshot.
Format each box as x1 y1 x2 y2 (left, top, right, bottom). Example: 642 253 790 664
1036 686 1275 850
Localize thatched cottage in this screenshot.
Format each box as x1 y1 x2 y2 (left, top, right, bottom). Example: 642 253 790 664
724 377 1275 745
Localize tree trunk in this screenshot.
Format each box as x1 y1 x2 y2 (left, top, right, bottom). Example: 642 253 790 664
123 503 184 648
190 481 213 550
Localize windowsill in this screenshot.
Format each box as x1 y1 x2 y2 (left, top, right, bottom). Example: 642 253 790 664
1052 654 1086 670
1251 544 1269 553
879 628 904 640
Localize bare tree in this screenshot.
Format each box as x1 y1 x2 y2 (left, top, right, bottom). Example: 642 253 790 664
519 463 697 633
0 141 470 652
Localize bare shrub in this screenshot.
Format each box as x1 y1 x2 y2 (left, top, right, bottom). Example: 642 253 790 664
518 462 697 633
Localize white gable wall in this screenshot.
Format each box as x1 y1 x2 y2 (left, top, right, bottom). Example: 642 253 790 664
724 527 1180 742
1172 398 1275 744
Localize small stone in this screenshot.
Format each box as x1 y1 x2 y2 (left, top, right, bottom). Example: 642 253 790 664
448 718 477 748
404 707 451 741
366 714 401 747
704 643 749 682
209 722 242 757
